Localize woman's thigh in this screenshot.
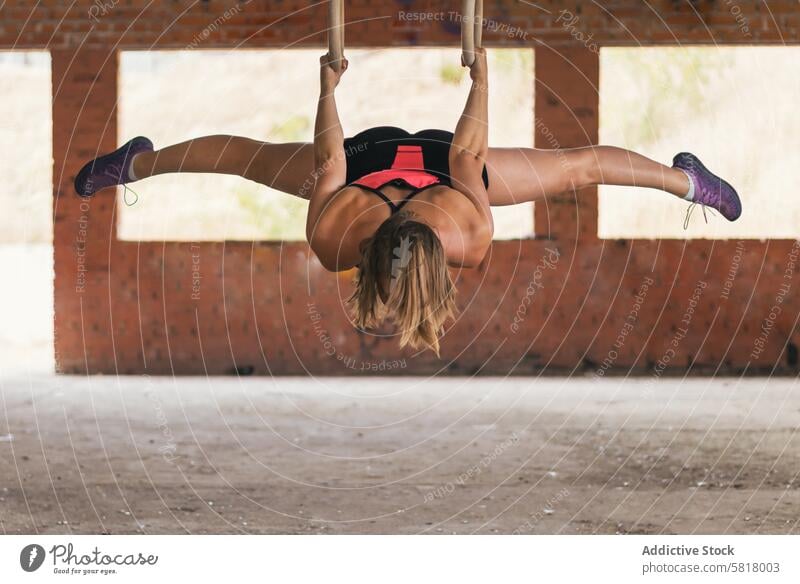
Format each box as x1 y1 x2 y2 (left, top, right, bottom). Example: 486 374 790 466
264 143 584 203
251 141 316 199
485 147 585 206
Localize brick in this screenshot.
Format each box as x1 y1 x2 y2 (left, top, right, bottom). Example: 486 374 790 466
8 1 794 374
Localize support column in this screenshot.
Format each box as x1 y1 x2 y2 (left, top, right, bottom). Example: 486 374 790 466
52 48 118 372
533 46 599 241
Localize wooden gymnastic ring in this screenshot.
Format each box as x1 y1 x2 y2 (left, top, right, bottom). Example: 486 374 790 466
328 0 345 72
461 0 483 66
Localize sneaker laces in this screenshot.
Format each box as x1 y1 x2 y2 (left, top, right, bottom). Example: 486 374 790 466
683 201 717 230
122 184 139 206
681 162 720 229
101 163 139 206
103 164 122 180
103 155 140 206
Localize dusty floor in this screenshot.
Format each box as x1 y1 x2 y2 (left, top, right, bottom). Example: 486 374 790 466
0 375 798 534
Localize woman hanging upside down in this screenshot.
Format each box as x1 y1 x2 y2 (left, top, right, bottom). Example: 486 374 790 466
74 48 742 355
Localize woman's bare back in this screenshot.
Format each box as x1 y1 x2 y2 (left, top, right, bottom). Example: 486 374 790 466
313 183 488 271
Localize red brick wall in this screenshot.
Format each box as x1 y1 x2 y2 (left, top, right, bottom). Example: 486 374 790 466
2 1 799 374
3 1 796 48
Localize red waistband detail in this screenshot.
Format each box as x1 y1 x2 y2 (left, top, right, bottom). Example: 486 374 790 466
391 145 425 170
352 169 439 190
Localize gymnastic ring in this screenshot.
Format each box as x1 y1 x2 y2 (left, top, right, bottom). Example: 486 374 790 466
328 0 345 72
461 0 483 66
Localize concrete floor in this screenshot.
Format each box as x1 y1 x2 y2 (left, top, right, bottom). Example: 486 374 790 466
0 375 798 534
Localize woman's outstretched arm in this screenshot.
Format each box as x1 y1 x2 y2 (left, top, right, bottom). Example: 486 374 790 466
449 48 493 250
306 54 348 262
450 49 489 164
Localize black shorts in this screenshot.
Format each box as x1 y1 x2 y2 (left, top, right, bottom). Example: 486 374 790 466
343 126 489 188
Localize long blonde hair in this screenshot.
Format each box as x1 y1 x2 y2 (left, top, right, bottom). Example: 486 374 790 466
348 212 456 355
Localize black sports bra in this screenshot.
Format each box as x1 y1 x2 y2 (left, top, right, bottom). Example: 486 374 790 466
349 177 442 215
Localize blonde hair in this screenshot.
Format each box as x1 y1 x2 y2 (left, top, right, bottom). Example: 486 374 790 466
348 212 456 355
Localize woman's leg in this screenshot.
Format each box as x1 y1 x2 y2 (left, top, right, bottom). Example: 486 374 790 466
131 135 317 198
129 138 691 205
485 145 690 206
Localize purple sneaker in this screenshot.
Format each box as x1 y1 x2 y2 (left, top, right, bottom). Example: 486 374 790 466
74 136 153 198
673 152 742 221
